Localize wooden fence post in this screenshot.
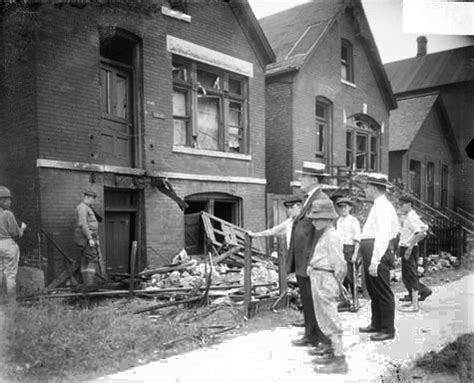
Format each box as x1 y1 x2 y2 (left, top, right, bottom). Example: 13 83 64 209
129 241 138 298
277 237 288 308
243 233 252 318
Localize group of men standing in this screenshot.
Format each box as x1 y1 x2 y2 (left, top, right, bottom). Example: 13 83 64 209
252 161 432 374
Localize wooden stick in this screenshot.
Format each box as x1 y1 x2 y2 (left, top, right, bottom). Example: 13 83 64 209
271 290 288 311
133 295 204 314
129 241 138 298
243 233 252 318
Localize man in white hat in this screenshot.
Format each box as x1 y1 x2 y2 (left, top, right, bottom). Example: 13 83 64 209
358 173 399 341
0 186 26 303
287 162 331 350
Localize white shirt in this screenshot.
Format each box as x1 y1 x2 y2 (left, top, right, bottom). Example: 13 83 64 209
361 194 400 263
308 227 346 277
336 215 361 245
399 210 428 247
256 218 294 249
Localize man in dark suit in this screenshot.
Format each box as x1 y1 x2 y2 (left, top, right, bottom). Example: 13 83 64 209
287 161 331 351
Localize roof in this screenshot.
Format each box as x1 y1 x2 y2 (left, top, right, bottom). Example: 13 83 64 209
389 93 438 151
259 0 397 110
384 45 474 95
259 0 343 75
389 93 463 163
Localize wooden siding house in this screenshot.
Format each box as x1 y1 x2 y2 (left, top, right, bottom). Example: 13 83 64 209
259 0 396 197
0 0 274 284
385 43 474 213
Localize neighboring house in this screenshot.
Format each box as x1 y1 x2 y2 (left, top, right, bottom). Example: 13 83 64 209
0 0 274 283
385 41 474 213
259 0 396 195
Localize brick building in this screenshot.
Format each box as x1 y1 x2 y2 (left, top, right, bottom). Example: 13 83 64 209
259 0 396 196
0 0 274 283
385 42 474 213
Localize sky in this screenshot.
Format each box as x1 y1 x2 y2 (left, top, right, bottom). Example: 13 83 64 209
248 0 474 63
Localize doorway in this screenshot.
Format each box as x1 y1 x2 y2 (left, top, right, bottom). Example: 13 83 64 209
104 189 139 273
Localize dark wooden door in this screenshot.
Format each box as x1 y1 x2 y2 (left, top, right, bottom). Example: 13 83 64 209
100 64 133 167
105 212 132 273
184 212 202 255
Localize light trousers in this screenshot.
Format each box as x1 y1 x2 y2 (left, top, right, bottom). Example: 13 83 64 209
0 238 20 298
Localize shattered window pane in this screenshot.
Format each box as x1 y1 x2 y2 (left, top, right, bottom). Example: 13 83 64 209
173 90 188 146
229 78 241 95
115 73 128 119
229 101 242 152
173 120 187 146
197 70 220 90
197 96 220 150
173 90 187 116
356 134 367 169
172 62 188 82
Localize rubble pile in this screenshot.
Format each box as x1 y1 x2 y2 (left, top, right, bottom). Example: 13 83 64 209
143 249 280 302
421 251 460 275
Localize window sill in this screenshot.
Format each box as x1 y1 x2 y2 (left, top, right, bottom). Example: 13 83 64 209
161 6 191 23
341 79 357 88
173 146 251 161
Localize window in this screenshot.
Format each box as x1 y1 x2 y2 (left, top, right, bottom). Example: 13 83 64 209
345 114 380 171
441 165 448 207
409 160 421 197
172 56 248 153
315 98 331 158
99 29 140 168
341 39 354 83
168 0 188 14
426 161 435 206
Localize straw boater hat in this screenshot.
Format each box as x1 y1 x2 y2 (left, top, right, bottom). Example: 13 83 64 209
283 195 303 207
335 197 353 206
296 161 330 177
307 199 338 220
364 172 389 188
0 186 12 198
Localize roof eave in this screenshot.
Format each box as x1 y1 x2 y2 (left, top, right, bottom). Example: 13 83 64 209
229 0 276 67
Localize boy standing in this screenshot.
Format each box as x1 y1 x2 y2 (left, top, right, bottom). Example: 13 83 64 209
335 197 361 310
398 194 431 311
306 199 348 374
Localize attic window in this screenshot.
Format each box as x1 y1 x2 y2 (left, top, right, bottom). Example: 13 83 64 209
341 39 354 83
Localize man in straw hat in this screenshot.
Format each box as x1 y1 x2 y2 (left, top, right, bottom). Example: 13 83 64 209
306 199 348 374
358 173 400 341
397 194 431 312
0 186 26 304
287 161 331 350
74 189 102 287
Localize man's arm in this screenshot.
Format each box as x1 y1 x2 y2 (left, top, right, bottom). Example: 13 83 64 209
249 219 289 238
369 202 392 275
77 205 93 242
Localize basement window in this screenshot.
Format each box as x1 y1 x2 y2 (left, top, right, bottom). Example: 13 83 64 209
172 56 248 154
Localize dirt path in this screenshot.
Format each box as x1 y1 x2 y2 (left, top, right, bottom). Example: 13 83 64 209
93 273 474 383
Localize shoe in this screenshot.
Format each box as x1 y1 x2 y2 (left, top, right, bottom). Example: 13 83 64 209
308 343 333 356
419 289 432 302
337 301 352 312
314 356 348 374
399 294 412 302
370 332 395 341
291 337 317 347
398 304 419 312
291 320 305 327
312 352 335 365
359 325 380 333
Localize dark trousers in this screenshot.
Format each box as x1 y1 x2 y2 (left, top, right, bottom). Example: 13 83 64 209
296 275 330 344
342 245 356 297
399 246 430 295
360 239 395 334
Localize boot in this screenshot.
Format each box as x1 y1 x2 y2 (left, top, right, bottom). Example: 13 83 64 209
314 355 348 374
308 343 333 356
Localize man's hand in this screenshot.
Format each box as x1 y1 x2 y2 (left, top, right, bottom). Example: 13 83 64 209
368 260 379 277
20 222 27 230
88 238 95 247
404 247 412 260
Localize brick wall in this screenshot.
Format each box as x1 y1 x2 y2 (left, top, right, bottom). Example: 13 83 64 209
439 82 474 213
265 73 294 194
145 179 266 267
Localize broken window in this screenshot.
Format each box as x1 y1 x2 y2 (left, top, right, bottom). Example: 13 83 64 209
346 114 380 171
172 56 248 153
341 39 354 83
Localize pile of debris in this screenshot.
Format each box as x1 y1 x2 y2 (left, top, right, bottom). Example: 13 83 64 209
420 251 460 275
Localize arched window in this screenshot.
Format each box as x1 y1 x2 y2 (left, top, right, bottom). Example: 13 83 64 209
346 114 380 171
315 97 332 159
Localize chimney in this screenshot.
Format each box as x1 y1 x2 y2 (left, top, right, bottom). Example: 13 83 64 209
417 36 427 57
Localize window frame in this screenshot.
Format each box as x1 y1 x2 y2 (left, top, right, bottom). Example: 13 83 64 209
315 97 331 159
341 39 354 83
171 55 249 154
345 114 380 171
426 161 435 206
441 164 448 208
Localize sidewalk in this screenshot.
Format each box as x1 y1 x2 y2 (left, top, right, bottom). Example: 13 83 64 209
94 274 474 383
